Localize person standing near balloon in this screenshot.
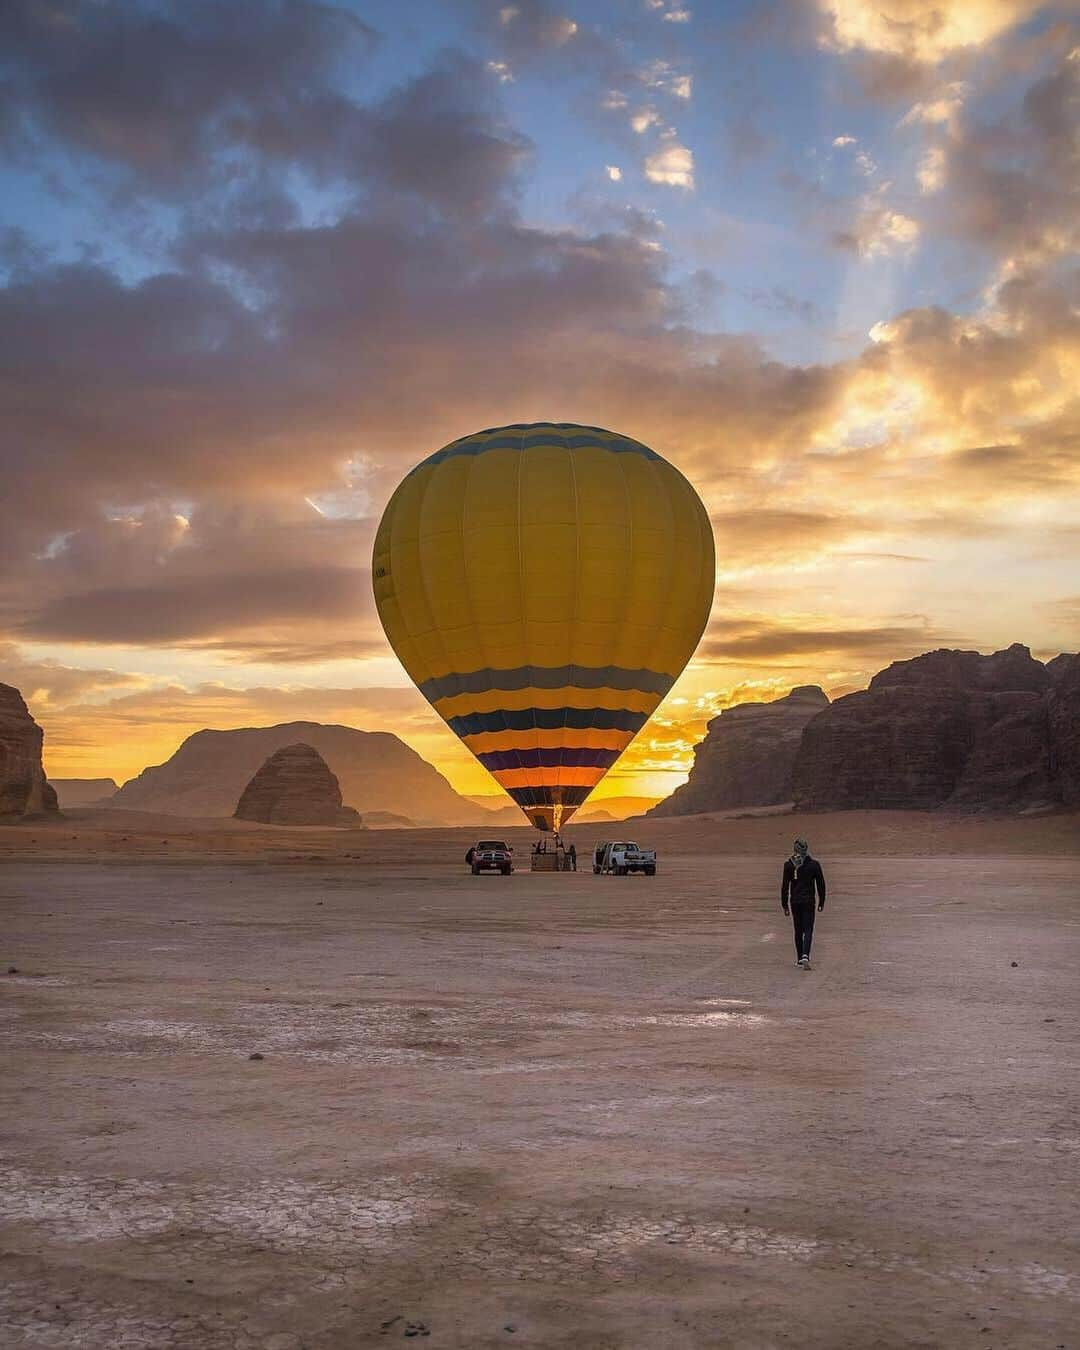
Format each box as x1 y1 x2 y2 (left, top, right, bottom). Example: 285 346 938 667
781 838 826 970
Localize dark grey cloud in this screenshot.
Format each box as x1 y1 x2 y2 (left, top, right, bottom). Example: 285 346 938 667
701 620 963 663
21 566 368 646
0 2 530 221
9 503 380 652
928 50 1078 259
0 0 375 189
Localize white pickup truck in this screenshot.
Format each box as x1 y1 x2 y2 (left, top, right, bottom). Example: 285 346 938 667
592 841 657 876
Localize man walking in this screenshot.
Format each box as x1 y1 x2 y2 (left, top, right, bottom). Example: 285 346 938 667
781 838 826 970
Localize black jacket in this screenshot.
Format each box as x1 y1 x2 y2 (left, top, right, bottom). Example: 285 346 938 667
781 856 826 910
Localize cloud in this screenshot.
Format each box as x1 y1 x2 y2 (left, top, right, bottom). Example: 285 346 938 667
832 134 857 146
21 566 372 647
711 509 865 568
0 6 529 220
1035 596 1080 640
631 106 661 133
900 81 969 130
916 144 947 192
605 164 623 181
0 0 377 192
0 643 144 706
818 0 1041 65
699 617 963 662
741 285 820 323
640 60 693 100
7 497 382 655
645 0 693 19
474 0 615 76
493 0 578 48
933 51 1078 262
0 0 1076 779
645 142 695 187
834 202 920 256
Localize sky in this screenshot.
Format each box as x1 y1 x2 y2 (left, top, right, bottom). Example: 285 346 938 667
1 0 1077 803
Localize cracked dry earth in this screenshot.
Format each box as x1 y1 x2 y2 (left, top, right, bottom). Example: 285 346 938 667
1 843 1078 1347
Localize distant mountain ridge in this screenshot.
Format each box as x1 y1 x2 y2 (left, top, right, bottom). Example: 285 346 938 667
108 721 485 825
51 778 118 808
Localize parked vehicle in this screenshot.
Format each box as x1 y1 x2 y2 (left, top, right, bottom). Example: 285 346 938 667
592 841 657 876
466 840 514 875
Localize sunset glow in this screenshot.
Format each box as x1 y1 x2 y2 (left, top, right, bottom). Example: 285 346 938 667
2 0 1077 802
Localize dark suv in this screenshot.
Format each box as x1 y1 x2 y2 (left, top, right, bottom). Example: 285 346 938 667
466 841 514 875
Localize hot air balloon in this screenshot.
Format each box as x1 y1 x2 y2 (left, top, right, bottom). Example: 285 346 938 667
372 423 715 831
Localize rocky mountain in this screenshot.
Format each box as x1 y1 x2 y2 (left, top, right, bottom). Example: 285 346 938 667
649 686 829 817
1048 655 1080 806
51 778 118 808
234 744 361 827
793 645 1078 812
0 683 59 819
108 721 482 824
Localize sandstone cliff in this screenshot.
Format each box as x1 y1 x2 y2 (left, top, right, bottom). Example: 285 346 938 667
0 683 59 819
649 686 829 817
793 645 1075 812
234 744 362 826
1048 653 1080 807
108 721 483 825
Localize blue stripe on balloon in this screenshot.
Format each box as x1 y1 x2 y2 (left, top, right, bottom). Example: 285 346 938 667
448 707 649 737
407 423 660 476
506 785 594 808
423 665 673 702
477 747 621 772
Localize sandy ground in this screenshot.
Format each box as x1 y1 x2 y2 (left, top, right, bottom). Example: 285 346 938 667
1 812 1078 1348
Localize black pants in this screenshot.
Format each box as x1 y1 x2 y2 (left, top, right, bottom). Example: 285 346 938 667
790 901 816 959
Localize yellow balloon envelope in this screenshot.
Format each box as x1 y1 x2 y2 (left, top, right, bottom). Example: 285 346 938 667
372 423 715 830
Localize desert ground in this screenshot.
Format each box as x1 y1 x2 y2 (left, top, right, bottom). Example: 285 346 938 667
1 810 1078 1349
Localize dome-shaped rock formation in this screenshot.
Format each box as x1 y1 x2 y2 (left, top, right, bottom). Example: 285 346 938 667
234 743 362 827
0 683 59 819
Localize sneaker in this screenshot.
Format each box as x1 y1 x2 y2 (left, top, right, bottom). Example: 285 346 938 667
802 957 812 970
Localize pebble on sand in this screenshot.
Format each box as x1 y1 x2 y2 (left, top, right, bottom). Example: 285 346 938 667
248 1052 265 1061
